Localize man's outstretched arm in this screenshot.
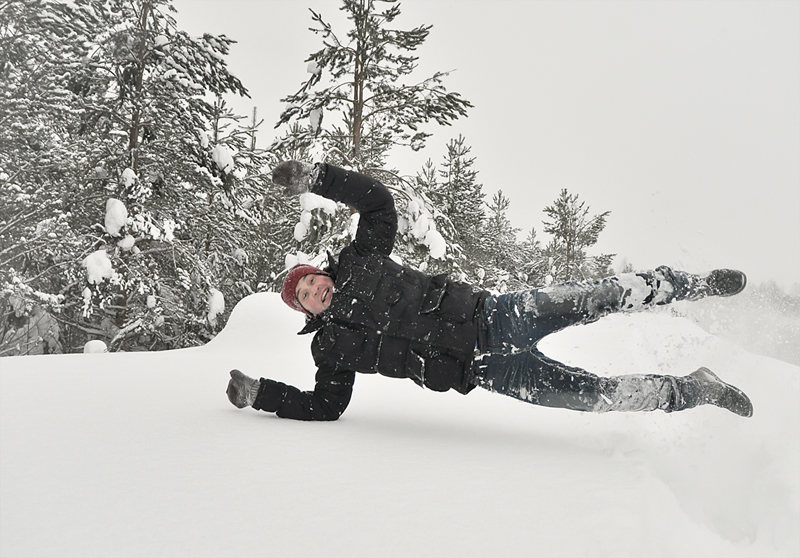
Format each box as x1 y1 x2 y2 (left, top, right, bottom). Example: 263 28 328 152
273 161 398 257
244 366 356 421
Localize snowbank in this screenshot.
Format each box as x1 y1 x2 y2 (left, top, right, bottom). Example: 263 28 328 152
1 293 797 558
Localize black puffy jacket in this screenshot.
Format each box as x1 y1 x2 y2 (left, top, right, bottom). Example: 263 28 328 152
253 164 489 421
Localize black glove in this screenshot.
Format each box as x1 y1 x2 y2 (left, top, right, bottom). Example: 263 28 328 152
226 369 260 408
271 160 320 196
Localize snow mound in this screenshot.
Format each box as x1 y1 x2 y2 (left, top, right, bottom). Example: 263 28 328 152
1 294 798 558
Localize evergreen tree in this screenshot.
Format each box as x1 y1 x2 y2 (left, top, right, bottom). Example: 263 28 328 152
1 0 103 354
542 189 614 282
1 0 268 354
615 258 635 274
437 136 484 264
275 0 472 169
257 124 311 290
413 136 486 282
518 227 547 287
272 0 472 272
478 190 527 292
408 158 467 278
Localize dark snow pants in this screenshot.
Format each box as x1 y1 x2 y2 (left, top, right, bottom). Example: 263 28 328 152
473 266 706 413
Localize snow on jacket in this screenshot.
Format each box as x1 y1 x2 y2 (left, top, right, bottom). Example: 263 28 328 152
253 163 489 421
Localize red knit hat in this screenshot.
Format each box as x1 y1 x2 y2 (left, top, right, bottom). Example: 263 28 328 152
281 264 328 315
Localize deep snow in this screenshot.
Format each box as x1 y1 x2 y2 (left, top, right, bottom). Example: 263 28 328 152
1 293 798 558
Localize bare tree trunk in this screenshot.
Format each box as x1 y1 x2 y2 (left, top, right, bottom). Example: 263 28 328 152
351 0 366 164
352 42 363 162
250 107 258 150
128 0 151 172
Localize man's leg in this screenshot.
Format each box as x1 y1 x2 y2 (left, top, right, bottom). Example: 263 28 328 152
474 349 604 412
478 267 746 350
473 350 752 416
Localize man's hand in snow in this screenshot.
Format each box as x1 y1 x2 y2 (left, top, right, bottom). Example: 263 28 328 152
271 160 320 197
226 369 260 408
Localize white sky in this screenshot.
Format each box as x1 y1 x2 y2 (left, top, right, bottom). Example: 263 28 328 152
172 0 800 289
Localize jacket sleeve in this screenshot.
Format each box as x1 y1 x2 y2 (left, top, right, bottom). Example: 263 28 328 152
252 366 355 421
311 163 397 257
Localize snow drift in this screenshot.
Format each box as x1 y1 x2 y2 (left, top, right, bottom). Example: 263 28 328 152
1 293 798 558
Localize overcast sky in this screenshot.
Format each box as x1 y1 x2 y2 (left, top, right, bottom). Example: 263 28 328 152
172 0 799 289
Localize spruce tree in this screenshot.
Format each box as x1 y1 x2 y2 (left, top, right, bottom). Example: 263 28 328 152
275 0 472 170
519 227 547 287
272 0 472 271
478 190 527 292
414 136 486 282
1 0 267 353
437 136 484 263
542 189 614 282
409 158 467 278
0 0 97 354
75 0 266 350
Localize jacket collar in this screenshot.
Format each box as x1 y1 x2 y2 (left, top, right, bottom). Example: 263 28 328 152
298 314 326 335
324 250 339 277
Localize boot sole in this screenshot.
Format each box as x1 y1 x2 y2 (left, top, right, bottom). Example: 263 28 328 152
706 269 747 297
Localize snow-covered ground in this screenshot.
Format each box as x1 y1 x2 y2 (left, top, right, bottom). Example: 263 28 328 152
1 293 798 558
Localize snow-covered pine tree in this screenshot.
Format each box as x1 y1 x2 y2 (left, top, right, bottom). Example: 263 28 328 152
271 0 472 273
477 190 529 293
1 0 268 353
192 97 276 319
542 189 614 282
406 158 466 278
434 136 485 280
518 227 548 287
256 124 312 292
72 0 274 351
275 0 472 167
1 0 102 355
410 136 489 281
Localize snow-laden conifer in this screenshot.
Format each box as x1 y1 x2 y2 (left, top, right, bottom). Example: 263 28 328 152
271 0 472 274
542 189 615 282
1 0 270 353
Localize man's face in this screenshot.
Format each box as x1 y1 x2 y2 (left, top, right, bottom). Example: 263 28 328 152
296 273 335 315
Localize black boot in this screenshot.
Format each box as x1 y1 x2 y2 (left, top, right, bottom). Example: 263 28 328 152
655 266 746 301
594 368 752 417
684 367 753 417
703 269 747 297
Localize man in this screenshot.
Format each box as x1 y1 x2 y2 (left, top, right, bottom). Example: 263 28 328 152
226 161 752 421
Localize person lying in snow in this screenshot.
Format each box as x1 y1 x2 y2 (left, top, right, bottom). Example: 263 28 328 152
226 161 752 421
